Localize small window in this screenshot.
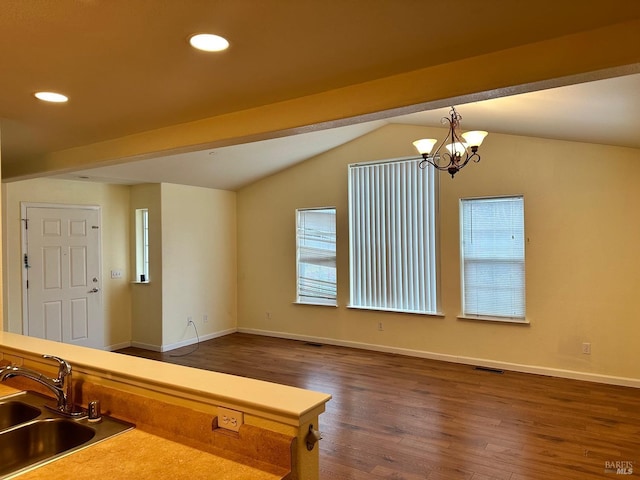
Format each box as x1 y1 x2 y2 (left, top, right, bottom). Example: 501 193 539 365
135 208 149 282
296 208 337 306
460 196 525 320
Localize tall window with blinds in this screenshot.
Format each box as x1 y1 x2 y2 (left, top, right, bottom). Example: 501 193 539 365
296 208 337 306
135 208 149 282
460 196 526 320
348 158 439 314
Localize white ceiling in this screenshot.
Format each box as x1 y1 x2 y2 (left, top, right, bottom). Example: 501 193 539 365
53 73 640 191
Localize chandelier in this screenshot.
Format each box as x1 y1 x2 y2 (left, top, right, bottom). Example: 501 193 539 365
412 107 488 178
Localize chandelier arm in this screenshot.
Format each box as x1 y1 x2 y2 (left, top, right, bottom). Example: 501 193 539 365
428 143 449 166
425 115 457 168
451 128 465 148
418 152 456 171
460 151 481 170
436 151 456 169
418 157 437 170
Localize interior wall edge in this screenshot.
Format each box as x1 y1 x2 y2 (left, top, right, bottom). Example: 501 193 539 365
105 341 132 352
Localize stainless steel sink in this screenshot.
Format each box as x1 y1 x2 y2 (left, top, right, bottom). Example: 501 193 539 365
0 401 40 430
0 419 95 476
0 391 134 479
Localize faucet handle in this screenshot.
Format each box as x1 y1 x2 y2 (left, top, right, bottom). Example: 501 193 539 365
42 355 72 379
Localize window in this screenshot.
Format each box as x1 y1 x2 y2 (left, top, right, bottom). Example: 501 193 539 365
348 158 438 314
460 196 525 320
296 208 337 305
135 208 149 282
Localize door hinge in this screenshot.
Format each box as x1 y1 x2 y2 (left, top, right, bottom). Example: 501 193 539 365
24 253 31 269
22 218 29 230
26 279 29 289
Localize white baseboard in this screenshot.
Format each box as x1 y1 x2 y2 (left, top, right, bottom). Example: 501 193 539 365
104 341 132 352
160 328 237 353
130 341 163 352
237 327 640 389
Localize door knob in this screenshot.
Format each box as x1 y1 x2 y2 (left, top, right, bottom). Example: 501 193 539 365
88 287 99 293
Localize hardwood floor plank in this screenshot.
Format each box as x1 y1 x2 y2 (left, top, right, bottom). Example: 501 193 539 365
117 333 640 479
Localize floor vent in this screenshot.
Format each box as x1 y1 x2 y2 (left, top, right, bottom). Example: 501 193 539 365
305 342 323 347
474 366 504 374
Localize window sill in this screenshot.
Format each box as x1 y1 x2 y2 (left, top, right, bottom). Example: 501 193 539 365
457 314 529 325
132 281 150 285
293 301 338 307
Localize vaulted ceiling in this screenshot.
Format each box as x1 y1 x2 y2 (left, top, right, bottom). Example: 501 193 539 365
51 73 640 190
2 1 640 185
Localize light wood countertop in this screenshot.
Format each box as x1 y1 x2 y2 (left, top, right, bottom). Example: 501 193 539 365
16 429 285 480
0 384 18 397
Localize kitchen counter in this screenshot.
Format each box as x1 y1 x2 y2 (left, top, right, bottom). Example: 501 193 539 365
1 332 331 479
0 385 285 480
0 332 331 427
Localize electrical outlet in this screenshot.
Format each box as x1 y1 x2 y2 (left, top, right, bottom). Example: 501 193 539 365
582 342 591 355
378 321 383 331
266 311 272 320
203 314 208 324
218 407 243 432
187 316 192 326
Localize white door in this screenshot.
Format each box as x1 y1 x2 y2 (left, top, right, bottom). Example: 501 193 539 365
22 204 104 349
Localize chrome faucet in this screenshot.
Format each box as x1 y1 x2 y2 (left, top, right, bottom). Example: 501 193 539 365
0 354 85 417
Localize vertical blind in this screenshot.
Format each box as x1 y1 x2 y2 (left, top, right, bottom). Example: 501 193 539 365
296 208 337 305
348 158 438 314
460 196 525 319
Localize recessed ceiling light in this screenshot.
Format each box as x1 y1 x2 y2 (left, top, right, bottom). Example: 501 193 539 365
34 91 69 103
189 33 229 52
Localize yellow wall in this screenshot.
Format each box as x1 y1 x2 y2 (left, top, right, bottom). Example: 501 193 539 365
2 178 132 348
2 126 639 383
160 183 237 348
237 124 640 381
3 180 237 352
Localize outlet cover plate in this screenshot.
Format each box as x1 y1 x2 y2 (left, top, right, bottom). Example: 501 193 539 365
218 407 243 432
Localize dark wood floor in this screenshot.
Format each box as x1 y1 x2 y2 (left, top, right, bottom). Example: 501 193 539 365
117 333 640 479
